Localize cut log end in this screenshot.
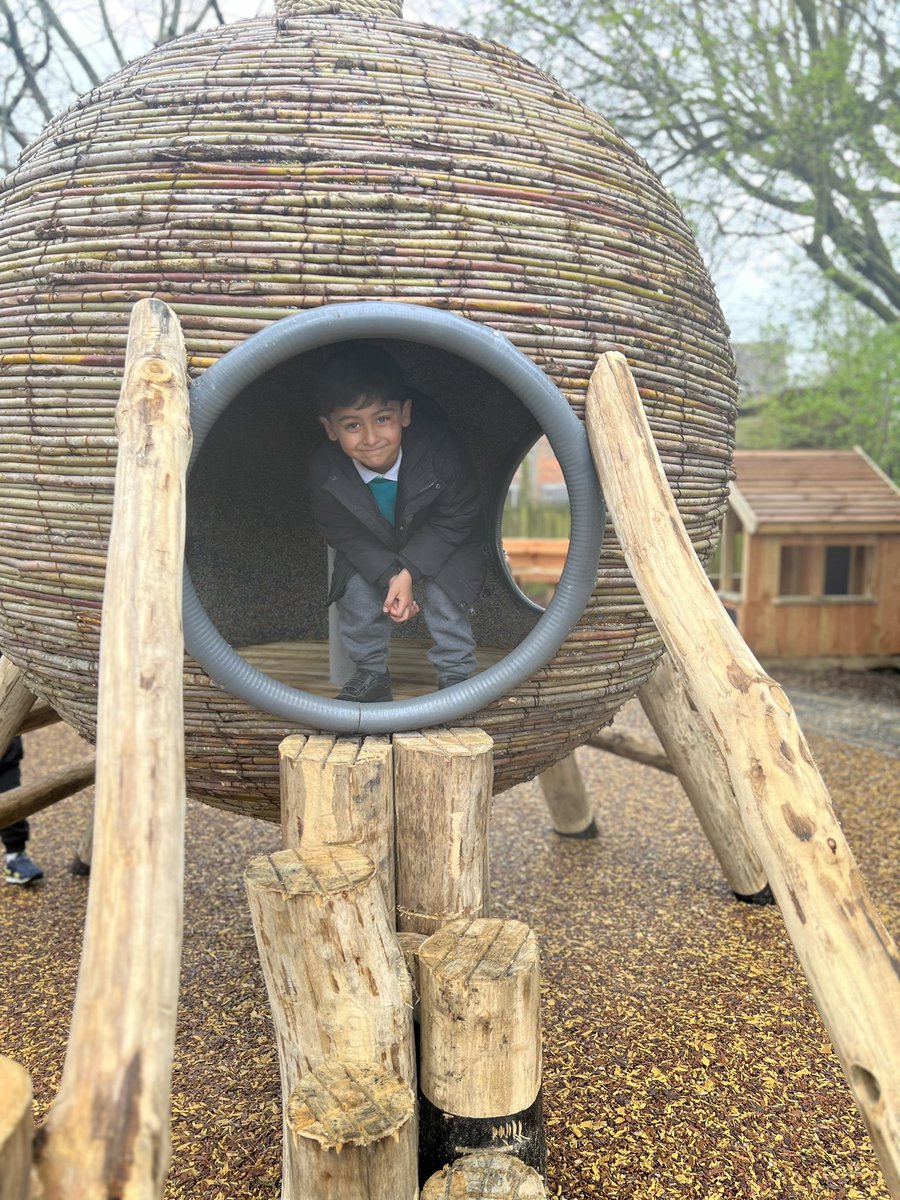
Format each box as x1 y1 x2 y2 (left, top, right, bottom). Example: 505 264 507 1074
244 844 375 896
287 1062 414 1150
418 919 539 984
421 1149 547 1197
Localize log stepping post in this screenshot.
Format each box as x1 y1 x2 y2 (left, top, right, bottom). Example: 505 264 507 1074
393 729 493 935
284 1062 417 1200
639 652 770 902
587 350 900 1194
537 752 598 838
32 298 191 1196
418 917 545 1181
279 733 395 919
245 844 416 1188
0 1056 32 1200
421 1150 548 1198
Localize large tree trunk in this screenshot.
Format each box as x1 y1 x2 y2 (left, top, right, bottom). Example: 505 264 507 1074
586 350 900 1195
34 299 191 1199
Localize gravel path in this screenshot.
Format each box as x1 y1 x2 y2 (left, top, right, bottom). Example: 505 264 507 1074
3 668 898 1199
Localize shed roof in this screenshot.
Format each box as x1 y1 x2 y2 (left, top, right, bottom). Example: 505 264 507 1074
730 448 900 535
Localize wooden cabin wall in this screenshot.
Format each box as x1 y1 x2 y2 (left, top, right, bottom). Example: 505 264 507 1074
733 532 900 659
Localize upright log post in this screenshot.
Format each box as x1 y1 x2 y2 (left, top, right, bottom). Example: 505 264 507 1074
284 1062 417 1200
639 653 770 901
393 729 493 935
537 753 598 837
245 844 416 1191
418 918 545 1180
34 298 191 1199
279 733 395 918
587 350 900 1194
0 1056 33 1200
0 658 35 757
71 803 95 877
421 1151 548 1198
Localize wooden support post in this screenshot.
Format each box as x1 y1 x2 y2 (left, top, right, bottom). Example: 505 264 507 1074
245 844 415 1188
279 733 395 919
0 658 35 757
639 653 770 901
587 350 900 1194
421 1151 547 1198
393 729 493 935
418 918 545 1180
0 1056 33 1200
0 758 95 830
284 1062 417 1200
34 298 191 1198
70 803 95 877
537 753 598 838
17 699 60 737
587 726 674 773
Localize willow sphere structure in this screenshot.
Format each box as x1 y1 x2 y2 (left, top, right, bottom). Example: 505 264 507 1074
0 0 738 817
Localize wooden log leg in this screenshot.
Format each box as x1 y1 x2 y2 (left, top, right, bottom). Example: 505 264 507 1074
422 1151 547 1198
0 758 95 831
279 733 395 920
418 918 544 1181
587 726 675 773
285 1062 417 1200
639 653 771 902
587 350 900 1193
245 845 416 1189
34 298 191 1198
70 802 95 877
0 658 35 757
0 1056 32 1200
17 700 60 737
393 729 493 936
537 753 598 838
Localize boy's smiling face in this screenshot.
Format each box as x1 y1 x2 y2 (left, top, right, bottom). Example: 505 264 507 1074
320 397 412 475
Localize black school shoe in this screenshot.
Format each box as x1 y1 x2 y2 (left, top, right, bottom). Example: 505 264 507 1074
437 674 470 690
336 669 393 702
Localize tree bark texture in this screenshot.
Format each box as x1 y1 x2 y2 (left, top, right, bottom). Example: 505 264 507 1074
34 298 191 1200
393 729 493 935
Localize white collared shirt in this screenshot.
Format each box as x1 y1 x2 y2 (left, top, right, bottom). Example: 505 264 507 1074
353 446 403 484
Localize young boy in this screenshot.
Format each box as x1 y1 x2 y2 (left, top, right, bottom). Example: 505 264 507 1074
309 344 485 702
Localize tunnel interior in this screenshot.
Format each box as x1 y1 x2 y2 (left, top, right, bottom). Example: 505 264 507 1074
185 339 554 690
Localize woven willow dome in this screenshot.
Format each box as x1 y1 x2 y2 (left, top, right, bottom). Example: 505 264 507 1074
0 0 737 818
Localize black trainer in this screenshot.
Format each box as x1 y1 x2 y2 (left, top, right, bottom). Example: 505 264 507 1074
437 674 470 690
336 669 393 702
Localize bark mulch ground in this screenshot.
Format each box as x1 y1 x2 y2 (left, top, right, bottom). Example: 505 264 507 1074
2 668 897 1199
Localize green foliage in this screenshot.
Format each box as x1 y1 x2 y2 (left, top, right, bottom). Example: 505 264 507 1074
740 301 900 479
473 0 899 323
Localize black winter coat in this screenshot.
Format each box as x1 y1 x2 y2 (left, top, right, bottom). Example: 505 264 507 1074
308 403 486 610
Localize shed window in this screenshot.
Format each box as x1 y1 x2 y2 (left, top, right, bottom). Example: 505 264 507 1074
779 544 872 598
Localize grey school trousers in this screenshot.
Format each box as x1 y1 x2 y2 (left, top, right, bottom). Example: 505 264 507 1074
336 573 477 683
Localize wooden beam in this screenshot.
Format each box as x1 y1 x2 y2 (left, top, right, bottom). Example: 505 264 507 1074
0 1056 33 1200
34 298 191 1197
17 700 60 737
586 350 900 1194
393 729 493 936
0 658 35 759
586 727 674 774
639 654 769 900
537 753 598 837
0 757 95 829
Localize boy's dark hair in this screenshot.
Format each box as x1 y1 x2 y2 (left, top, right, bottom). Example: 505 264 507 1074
317 343 405 417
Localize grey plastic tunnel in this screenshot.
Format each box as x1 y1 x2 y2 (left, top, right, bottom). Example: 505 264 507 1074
183 301 606 734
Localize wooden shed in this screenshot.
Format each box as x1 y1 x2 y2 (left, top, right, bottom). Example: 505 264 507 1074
714 448 900 663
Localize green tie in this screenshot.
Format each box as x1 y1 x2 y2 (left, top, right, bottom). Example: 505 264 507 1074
368 477 398 525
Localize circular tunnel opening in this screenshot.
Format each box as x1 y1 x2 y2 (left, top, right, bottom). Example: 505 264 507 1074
183 302 604 734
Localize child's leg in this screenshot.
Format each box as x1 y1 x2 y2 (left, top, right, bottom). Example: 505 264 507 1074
421 581 477 685
335 574 392 673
